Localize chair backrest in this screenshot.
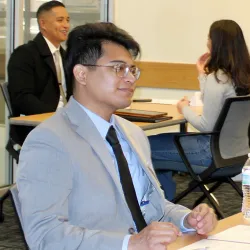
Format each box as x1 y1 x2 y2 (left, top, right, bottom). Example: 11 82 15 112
212 95 250 167
9 185 29 249
0 81 13 117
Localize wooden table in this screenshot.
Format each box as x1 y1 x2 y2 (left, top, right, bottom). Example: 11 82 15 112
10 103 202 132
168 213 250 249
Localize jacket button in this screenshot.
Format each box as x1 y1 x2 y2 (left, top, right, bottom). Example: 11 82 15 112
128 227 135 234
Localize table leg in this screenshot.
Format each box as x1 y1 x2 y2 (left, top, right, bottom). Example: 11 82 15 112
180 123 187 133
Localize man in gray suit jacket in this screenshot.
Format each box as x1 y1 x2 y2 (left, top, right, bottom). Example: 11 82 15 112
17 23 217 250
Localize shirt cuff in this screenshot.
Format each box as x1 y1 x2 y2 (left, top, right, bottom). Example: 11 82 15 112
122 235 132 250
180 212 196 233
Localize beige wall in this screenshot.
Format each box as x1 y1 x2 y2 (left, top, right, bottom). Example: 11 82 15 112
114 0 250 99
0 91 4 124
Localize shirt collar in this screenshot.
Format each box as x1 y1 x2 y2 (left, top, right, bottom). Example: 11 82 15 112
74 98 115 140
43 36 60 55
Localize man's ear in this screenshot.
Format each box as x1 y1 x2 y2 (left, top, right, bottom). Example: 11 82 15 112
73 64 87 85
39 18 46 31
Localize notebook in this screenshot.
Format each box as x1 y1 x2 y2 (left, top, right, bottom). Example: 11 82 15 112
115 109 172 123
118 115 172 123
115 109 168 118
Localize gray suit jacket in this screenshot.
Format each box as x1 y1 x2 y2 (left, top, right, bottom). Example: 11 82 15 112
17 97 190 250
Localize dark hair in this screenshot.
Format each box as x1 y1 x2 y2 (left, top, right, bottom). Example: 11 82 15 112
65 22 141 98
205 19 250 95
36 0 65 19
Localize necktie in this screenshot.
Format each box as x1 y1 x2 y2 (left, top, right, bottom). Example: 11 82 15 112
54 50 67 105
106 126 147 232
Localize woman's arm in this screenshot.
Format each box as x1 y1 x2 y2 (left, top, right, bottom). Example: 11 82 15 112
182 73 227 132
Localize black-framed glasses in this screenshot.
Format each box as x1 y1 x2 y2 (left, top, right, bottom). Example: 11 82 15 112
82 63 141 80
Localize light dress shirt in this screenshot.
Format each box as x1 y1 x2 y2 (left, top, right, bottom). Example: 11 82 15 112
43 36 66 109
76 98 194 250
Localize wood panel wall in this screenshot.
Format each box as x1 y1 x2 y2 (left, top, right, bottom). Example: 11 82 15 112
136 61 199 90
0 54 5 79
0 57 200 90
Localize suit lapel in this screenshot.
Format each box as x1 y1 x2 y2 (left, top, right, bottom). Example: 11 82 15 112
63 100 163 222
60 46 66 59
34 33 58 85
44 57 57 84
63 98 124 197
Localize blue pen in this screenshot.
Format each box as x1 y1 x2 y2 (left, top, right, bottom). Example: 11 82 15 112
140 200 149 206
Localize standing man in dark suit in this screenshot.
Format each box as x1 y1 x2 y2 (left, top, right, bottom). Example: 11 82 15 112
7 0 70 144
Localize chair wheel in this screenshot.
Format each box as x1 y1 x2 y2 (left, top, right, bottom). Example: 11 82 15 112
0 214 4 223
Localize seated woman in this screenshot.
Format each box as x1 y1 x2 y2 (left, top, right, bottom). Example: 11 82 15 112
149 19 250 198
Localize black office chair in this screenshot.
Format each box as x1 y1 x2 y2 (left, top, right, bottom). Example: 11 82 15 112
0 186 10 222
9 185 29 249
0 82 20 222
0 82 13 116
0 81 20 163
153 96 250 219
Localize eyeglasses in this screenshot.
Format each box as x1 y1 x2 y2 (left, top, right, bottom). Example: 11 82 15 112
82 63 141 80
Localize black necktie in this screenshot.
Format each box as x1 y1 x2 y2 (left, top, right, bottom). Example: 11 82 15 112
106 125 147 232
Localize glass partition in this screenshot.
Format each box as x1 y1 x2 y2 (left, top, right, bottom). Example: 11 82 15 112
1 0 110 122
23 0 109 43
0 0 6 124
1 0 111 185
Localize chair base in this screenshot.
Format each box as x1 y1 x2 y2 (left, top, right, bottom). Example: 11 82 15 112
173 177 241 219
0 213 4 223
0 186 11 223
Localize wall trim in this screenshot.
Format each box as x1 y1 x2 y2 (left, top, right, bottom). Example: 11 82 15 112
136 61 199 90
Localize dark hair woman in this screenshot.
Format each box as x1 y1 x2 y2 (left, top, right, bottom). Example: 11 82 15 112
148 20 250 200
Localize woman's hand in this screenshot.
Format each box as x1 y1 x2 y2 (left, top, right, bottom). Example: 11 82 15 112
196 52 210 74
177 96 190 114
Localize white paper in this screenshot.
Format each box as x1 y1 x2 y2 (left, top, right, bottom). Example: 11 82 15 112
151 99 178 105
190 92 203 106
179 225 250 250
208 225 250 244
179 238 250 250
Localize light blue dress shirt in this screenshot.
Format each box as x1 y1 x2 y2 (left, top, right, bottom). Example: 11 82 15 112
76 99 194 249
78 104 150 205
76 101 151 250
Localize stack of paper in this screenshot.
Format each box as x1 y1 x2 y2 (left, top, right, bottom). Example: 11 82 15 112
190 92 203 107
208 225 250 244
179 225 250 250
151 99 178 105
179 238 250 250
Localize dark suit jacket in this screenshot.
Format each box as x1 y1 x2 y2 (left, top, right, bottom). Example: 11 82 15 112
7 33 66 144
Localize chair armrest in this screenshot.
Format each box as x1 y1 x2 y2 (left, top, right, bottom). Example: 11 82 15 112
6 139 21 163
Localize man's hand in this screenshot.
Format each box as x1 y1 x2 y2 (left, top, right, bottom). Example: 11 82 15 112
186 203 217 235
177 96 190 114
128 221 182 250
